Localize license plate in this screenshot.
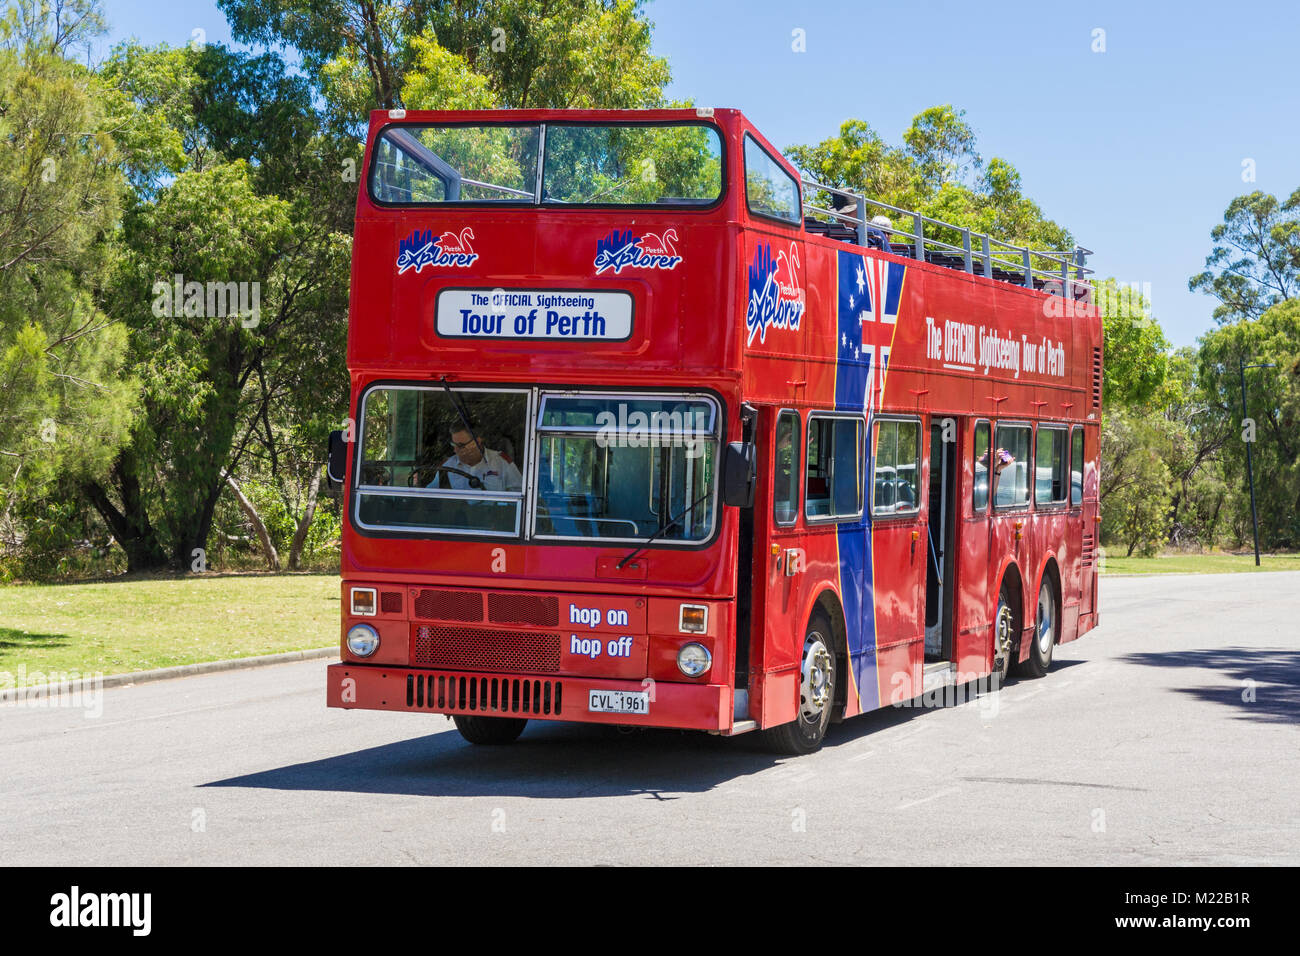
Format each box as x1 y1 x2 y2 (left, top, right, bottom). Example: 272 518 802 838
588 690 649 714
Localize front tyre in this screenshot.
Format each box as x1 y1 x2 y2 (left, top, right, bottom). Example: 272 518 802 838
764 616 837 755
452 715 528 745
1019 576 1057 679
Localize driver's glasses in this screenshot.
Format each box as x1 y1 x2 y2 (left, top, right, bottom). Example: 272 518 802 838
451 439 476 451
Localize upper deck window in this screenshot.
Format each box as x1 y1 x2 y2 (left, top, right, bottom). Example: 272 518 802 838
744 134 801 225
541 124 722 205
371 125 539 203
368 122 722 207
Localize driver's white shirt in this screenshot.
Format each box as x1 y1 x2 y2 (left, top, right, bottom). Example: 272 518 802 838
432 448 522 492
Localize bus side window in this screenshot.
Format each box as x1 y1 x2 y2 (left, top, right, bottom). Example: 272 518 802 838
1071 426 1084 506
774 411 800 525
805 418 830 517
1035 426 1069 505
973 421 990 511
806 415 863 520
872 419 920 517
993 423 1032 508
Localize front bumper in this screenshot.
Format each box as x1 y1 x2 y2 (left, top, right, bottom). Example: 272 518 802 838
327 663 730 731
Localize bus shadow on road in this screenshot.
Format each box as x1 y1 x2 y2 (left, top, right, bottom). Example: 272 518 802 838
204 721 791 799
1118 647 1300 725
202 677 1023 799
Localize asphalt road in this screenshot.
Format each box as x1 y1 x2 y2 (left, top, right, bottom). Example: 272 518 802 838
2 572 1297 865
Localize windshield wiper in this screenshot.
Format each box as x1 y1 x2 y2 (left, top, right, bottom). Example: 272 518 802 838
438 375 486 471
616 490 713 569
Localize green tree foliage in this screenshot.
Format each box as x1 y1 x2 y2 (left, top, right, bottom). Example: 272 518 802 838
0 1 137 554
1099 408 1174 556
86 159 351 571
787 106 1073 254
1189 190 1300 324
1091 278 1169 408
73 40 352 572
218 0 670 133
1195 300 1300 549
1159 348 1229 548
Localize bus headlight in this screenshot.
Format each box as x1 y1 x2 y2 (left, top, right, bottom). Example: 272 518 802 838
677 642 712 677
347 624 380 658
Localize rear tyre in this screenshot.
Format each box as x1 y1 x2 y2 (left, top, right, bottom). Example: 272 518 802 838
1019 576 1057 679
764 615 837 755
452 715 528 745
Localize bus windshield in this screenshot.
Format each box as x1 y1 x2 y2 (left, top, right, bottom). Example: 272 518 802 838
369 122 723 207
533 394 718 543
354 387 720 544
356 386 529 537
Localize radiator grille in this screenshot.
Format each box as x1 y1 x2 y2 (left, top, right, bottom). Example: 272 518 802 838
488 592 559 626
405 673 562 716
380 591 403 614
412 625 561 673
413 589 484 622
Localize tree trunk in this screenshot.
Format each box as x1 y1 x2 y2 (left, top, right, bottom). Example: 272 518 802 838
225 475 279 571
287 466 322 571
81 451 168 573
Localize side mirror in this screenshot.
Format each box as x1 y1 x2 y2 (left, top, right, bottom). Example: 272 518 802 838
722 441 756 509
327 430 347 489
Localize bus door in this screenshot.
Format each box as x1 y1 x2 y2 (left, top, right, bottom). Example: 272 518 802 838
924 417 959 662
954 419 995 676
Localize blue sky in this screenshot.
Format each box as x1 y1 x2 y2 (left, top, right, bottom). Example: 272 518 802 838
99 0 1300 347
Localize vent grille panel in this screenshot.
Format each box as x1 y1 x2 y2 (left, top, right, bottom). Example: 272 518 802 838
1082 532 1096 568
1091 347 1103 409
413 589 484 622
404 673 562 716
488 593 559 626
412 625 561 673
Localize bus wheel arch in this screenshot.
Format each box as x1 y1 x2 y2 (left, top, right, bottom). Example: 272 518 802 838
763 593 843 755
811 590 850 723
993 562 1024 680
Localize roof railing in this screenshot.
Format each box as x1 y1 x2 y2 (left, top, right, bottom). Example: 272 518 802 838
800 176 1094 300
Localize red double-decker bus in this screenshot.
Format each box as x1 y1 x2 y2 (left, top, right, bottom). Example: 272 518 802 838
325 107 1101 754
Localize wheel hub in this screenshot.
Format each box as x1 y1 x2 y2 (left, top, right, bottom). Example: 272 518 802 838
1037 589 1055 653
799 637 833 722
995 602 1014 671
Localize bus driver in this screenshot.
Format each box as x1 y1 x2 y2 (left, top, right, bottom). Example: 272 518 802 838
430 426 522 492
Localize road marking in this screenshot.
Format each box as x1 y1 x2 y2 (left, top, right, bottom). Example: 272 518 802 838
896 786 960 810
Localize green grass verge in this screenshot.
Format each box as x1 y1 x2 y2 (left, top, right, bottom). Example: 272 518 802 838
1100 553 1300 575
0 574 339 678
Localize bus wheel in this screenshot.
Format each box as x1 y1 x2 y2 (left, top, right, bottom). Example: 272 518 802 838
993 585 1016 685
764 616 837 755
452 715 528 745
1020 577 1057 679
